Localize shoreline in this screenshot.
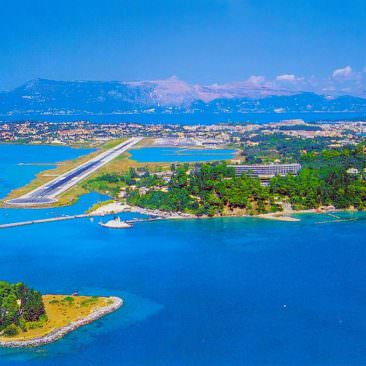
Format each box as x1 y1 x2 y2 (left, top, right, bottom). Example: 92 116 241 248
0 296 123 349
90 201 353 222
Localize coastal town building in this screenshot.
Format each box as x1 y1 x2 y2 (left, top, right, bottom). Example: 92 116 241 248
0 120 364 145
229 163 301 177
229 163 301 185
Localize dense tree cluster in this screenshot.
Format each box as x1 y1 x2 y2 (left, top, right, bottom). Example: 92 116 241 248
0 282 45 336
241 133 333 163
129 145 366 215
269 145 366 210
84 144 366 216
128 163 279 216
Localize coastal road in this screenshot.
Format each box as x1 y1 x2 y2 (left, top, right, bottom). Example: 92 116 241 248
7 137 143 206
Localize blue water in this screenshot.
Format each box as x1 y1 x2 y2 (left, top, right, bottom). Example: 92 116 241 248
1 214 366 365
0 144 94 199
1 112 366 124
130 147 236 163
1 145 366 365
0 192 112 224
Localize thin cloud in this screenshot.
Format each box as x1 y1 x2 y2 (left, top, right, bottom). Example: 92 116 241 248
276 74 304 82
332 66 353 79
247 75 266 85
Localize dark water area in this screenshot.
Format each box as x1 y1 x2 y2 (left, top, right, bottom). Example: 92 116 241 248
1 112 366 124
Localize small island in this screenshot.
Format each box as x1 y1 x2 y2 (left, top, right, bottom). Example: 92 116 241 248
0 281 122 348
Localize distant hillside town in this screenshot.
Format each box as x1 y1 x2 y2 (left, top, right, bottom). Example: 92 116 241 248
1 119 364 156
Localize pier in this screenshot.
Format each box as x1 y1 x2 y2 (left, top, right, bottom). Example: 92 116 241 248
0 215 90 229
0 214 163 229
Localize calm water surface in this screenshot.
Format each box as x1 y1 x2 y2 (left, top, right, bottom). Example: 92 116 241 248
0 144 93 199
1 144 366 365
1 112 366 124
130 147 236 163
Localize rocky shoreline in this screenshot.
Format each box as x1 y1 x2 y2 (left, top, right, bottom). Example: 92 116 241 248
0 296 123 349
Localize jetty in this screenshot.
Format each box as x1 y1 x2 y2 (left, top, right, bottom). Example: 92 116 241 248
0 214 89 229
0 214 162 230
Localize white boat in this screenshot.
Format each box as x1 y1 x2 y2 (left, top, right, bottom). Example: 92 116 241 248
99 216 132 229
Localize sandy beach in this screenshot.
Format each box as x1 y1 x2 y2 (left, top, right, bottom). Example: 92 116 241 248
90 201 196 219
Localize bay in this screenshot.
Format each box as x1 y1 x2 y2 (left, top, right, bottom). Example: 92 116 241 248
1 144 366 366
1 111 366 124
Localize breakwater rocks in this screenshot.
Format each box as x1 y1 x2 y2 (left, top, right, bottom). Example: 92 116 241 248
0 296 123 348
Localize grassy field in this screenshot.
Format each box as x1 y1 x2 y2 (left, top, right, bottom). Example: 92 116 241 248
0 295 114 342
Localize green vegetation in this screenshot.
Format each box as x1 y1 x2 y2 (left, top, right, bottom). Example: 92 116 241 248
240 133 334 163
128 163 279 216
80 297 98 307
0 282 45 337
1 294 116 343
83 168 140 196
270 145 366 210
128 145 366 215
62 296 75 304
83 167 165 197
82 143 366 216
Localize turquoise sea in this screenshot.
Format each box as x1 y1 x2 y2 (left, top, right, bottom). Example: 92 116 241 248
130 147 236 163
0 144 94 199
1 144 366 365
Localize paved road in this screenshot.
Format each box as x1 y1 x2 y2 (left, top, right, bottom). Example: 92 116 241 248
7 137 143 206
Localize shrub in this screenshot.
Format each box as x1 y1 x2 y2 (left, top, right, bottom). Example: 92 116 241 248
62 296 75 304
3 324 19 337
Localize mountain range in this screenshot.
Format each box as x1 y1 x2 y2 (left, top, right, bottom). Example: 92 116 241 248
1 77 366 116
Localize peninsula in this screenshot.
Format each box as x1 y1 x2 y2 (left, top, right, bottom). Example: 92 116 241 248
0 282 122 348
85 144 366 217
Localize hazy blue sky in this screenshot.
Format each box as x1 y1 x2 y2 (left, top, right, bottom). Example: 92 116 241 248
1 0 366 91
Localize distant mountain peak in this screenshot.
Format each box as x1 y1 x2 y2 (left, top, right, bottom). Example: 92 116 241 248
1 78 366 116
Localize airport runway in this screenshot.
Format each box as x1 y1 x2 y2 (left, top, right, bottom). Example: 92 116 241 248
7 137 143 206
